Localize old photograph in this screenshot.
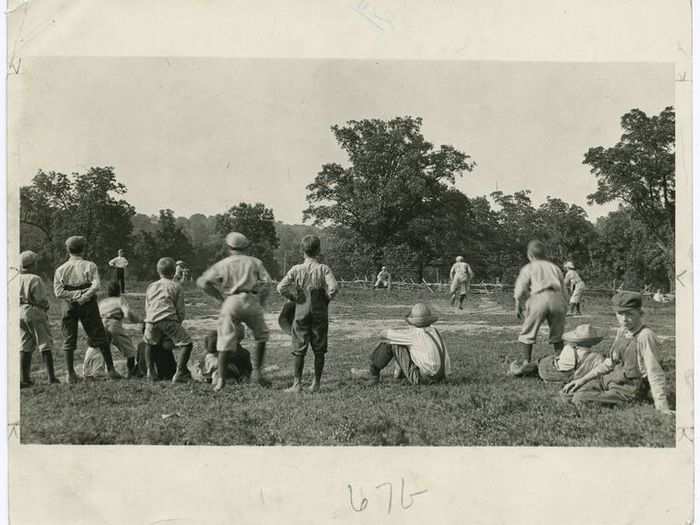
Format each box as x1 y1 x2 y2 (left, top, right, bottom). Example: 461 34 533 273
14 58 678 446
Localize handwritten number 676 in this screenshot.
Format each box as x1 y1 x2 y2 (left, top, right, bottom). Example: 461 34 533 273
348 478 428 514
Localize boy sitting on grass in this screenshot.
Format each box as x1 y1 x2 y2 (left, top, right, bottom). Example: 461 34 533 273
537 324 605 384
143 257 193 383
19 250 59 387
561 291 673 415
198 330 252 384
277 235 338 393
99 281 142 378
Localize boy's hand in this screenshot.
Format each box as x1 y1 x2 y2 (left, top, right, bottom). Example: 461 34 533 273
562 379 584 394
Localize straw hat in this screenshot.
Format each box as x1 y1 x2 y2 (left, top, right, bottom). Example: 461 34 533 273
226 232 250 250
405 303 438 328
562 324 603 346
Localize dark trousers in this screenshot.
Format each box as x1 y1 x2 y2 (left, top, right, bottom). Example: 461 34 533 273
370 342 422 385
115 268 125 293
61 298 109 351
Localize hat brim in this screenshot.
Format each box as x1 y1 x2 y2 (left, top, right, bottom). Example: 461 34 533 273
406 314 438 327
562 335 603 345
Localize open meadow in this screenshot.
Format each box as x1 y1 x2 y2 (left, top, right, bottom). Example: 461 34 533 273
19 283 676 447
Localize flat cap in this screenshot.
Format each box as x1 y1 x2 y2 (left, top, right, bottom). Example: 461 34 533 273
20 250 38 269
612 291 642 312
226 232 250 250
65 235 86 252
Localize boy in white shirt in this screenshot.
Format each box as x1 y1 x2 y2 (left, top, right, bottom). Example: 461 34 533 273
362 303 450 385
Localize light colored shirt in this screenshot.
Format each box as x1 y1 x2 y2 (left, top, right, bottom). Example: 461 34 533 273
144 278 185 323
53 255 101 302
555 344 591 372
589 326 669 410
99 296 140 323
19 273 50 310
376 270 391 282
108 256 129 269
278 257 338 301
450 262 473 280
564 269 584 290
174 266 185 282
514 259 566 303
382 326 451 378
200 254 271 296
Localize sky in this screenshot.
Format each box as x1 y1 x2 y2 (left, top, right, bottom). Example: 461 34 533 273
10 58 673 224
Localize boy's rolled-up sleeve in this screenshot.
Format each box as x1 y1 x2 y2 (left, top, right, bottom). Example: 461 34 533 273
513 266 531 303
638 330 670 410
381 328 414 347
277 268 296 299
324 265 338 299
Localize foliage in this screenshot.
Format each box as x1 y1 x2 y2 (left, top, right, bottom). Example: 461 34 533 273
19 167 135 276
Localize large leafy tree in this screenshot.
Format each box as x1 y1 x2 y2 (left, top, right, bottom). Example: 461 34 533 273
20 167 135 276
535 197 598 268
216 202 280 277
303 117 476 266
584 106 675 289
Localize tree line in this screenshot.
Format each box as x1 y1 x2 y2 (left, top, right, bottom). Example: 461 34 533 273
19 108 675 291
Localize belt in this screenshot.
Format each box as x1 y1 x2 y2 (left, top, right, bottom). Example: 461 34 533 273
63 283 91 291
231 290 257 295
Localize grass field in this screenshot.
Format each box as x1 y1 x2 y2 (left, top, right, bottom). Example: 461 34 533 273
19 283 676 446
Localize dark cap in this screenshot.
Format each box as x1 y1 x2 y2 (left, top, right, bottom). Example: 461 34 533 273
612 291 642 312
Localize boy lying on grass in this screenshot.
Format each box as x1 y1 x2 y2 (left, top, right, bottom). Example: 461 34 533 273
537 324 605 384
198 330 252 384
354 303 451 385
561 291 674 415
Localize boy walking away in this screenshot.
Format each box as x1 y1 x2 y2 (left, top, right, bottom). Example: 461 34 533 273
359 303 450 385
197 232 273 391
19 251 59 387
563 261 585 316
561 292 673 415
108 249 129 293
277 235 338 393
99 281 142 378
374 266 392 290
449 256 474 309
198 330 252 384
537 324 605 384
54 236 121 382
509 240 568 378
143 257 194 383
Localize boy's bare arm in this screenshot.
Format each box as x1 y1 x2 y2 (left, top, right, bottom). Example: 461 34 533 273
197 267 224 303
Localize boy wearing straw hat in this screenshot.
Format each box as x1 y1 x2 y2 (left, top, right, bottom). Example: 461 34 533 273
362 303 450 385
197 232 273 390
19 250 59 387
509 240 568 377
562 291 673 414
54 236 121 382
563 261 586 316
537 324 605 383
449 256 474 309
277 235 338 393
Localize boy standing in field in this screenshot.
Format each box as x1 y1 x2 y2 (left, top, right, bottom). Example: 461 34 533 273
563 261 586 316
449 256 474 309
509 240 568 377
19 250 59 387
108 249 129 293
143 257 194 383
374 266 391 290
99 281 142 378
561 292 673 414
197 232 273 391
54 236 121 382
277 235 338 393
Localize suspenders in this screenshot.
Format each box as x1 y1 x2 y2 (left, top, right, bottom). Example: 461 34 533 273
425 329 447 380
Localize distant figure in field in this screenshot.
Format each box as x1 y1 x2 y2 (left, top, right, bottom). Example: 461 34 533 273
19 250 59 387
374 266 392 290
197 232 273 390
54 235 121 382
562 292 673 415
277 234 338 393
449 256 474 309
108 249 129 293
174 260 186 283
509 240 567 378
563 261 586 316
653 289 670 304
359 303 450 385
